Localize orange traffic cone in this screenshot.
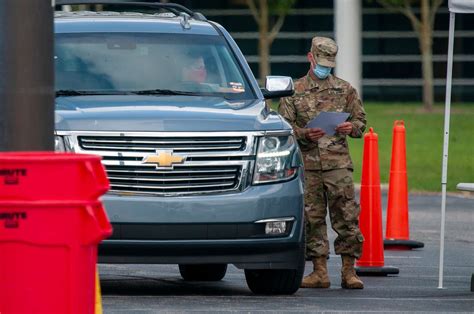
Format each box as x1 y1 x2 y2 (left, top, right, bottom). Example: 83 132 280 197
384 121 424 250
356 128 398 276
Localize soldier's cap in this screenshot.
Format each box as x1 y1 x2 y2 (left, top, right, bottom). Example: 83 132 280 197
311 37 338 68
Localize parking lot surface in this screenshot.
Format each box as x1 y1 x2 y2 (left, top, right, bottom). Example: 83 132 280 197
100 193 474 313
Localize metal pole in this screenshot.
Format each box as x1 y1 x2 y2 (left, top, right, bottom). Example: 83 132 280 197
334 0 362 96
438 11 455 290
0 0 55 151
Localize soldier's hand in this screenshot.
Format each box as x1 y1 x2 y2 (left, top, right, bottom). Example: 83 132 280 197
335 122 353 135
305 128 325 142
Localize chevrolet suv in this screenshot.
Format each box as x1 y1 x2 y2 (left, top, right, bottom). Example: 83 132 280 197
54 1 304 294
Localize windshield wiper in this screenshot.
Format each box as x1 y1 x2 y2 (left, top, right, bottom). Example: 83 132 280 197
56 90 94 96
132 89 232 100
56 90 134 96
132 89 202 96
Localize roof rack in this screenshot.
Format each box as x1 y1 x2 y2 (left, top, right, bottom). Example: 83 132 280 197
55 0 207 21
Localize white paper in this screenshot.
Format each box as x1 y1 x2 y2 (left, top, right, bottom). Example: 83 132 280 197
305 112 350 136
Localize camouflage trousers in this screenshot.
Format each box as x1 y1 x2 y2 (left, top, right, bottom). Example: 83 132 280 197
304 168 364 259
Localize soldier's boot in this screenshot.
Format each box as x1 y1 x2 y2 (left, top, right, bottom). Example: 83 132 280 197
341 255 364 289
301 257 331 288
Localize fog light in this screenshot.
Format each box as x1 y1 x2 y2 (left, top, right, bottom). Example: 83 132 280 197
265 221 287 235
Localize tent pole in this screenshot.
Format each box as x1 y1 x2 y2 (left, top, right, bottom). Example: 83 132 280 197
438 11 455 290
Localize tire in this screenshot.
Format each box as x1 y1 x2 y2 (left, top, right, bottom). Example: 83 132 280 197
245 229 306 295
179 264 227 281
244 264 305 295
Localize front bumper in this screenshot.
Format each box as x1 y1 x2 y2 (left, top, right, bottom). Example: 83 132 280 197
98 173 304 269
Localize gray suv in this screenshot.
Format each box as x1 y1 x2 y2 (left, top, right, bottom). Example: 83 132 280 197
54 1 304 294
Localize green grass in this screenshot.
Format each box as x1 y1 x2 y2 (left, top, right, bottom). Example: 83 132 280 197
271 102 474 192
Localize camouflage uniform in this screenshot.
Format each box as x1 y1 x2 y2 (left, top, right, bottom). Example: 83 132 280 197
279 37 366 259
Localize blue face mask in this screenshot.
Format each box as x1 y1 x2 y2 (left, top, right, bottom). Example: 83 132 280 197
313 64 332 80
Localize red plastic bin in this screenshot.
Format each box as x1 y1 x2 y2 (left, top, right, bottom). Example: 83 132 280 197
0 200 112 314
0 152 109 201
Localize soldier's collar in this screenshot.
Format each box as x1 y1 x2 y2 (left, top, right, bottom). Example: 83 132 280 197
326 74 337 88
306 71 321 90
306 72 335 90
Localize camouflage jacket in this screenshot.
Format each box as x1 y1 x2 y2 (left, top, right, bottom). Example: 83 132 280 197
279 72 366 170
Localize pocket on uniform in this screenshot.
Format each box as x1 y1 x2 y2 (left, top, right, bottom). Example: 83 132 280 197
294 98 310 112
342 186 359 222
325 139 349 154
344 185 355 200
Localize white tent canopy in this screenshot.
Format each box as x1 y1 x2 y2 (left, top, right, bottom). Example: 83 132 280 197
449 0 474 13
438 0 474 289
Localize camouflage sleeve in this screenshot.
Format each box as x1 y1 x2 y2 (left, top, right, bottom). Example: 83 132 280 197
278 96 309 141
346 87 366 138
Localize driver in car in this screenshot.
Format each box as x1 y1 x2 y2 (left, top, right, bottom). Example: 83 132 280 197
181 51 245 94
182 53 208 84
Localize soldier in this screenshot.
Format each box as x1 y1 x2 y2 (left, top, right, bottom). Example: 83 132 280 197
279 37 366 289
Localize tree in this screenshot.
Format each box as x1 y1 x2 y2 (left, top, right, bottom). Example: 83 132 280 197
375 0 444 111
245 0 296 81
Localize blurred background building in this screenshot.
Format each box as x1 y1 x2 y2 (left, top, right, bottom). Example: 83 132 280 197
161 0 473 103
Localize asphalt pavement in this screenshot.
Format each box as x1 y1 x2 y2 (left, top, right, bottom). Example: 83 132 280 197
100 193 474 313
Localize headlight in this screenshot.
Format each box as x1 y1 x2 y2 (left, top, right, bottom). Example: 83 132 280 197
253 135 299 184
55 136 66 152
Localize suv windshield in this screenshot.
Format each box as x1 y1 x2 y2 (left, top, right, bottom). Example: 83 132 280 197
55 33 254 100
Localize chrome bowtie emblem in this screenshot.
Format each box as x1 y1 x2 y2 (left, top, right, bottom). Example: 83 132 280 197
142 150 186 169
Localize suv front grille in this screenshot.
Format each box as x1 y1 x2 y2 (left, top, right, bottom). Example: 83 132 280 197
72 133 255 196
78 136 246 153
106 165 241 195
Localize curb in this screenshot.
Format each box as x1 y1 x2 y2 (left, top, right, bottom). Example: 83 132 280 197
353 184 474 199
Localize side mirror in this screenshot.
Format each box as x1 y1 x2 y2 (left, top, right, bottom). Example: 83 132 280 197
261 76 294 99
